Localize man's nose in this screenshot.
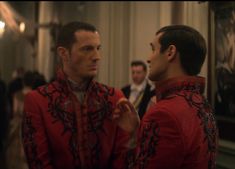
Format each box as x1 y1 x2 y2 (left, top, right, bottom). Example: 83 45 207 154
93 50 101 60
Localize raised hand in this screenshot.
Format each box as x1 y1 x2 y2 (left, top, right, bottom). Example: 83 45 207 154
113 98 140 134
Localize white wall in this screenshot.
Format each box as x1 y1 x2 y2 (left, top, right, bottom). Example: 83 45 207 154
85 2 209 91
37 1 55 82
182 2 209 94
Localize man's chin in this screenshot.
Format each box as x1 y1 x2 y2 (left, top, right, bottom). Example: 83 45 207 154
87 72 98 78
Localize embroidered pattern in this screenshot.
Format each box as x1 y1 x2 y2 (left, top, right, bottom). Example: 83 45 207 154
36 79 115 168
38 82 81 166
87 83 114 133
85 83 115 166
129 121 160 169
133 78 217 169
176 91 217 169
22 115 44 169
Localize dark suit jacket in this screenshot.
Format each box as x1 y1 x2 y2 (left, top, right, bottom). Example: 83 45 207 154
121 83 155 119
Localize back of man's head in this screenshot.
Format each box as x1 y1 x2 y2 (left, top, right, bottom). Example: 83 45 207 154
156 25 206 75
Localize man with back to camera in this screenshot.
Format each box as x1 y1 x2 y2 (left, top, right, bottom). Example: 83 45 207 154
114 25 219 169
121 60 155 119
22 21 139 169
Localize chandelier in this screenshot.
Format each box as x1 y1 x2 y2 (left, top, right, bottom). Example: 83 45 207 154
0 1 26 37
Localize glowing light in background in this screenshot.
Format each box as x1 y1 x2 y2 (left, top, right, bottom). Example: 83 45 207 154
0 20 5 37
0 2 27 36
19 22 25 33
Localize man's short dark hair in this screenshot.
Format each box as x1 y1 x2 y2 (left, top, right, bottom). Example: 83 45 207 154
56 21 97 50
131 60 147 72
156 25 207 75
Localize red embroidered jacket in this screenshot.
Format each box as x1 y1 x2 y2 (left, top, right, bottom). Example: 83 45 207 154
130 76 218 169
22 69 130 169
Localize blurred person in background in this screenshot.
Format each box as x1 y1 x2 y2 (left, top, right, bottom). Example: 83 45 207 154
122 60 155 119
5 70 46 169
0 71 7 168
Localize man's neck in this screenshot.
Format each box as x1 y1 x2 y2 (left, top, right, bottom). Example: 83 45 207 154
68 77 91 92
131 79 147 91
134 79 147 86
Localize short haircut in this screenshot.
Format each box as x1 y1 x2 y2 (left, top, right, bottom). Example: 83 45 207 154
156 25 207 75
23 71 35 87
131 60 147 72
56 21 97 50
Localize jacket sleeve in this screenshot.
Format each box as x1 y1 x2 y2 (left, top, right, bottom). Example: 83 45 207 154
135 108 184 169
110 89 137 169
22 92 54 169
111 127 135 169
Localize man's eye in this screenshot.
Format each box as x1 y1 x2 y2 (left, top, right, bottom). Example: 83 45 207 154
83 46 93 51
97 45 101 50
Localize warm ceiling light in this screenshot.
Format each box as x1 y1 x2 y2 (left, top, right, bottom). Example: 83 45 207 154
0 20 5 29
0 20 5 37
0 2 25 34
19 22 25 33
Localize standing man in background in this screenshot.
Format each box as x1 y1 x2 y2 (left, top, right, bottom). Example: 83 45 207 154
122 60 155 119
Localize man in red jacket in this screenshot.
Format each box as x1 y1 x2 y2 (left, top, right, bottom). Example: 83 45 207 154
22 21 138 169
115 25 219 169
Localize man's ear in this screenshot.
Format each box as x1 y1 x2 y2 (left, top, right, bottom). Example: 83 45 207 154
167 45 177 61
57 47 69 62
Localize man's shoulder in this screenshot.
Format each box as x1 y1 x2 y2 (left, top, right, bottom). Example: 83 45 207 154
95 81 113 89
27 82 53 97
146 82 155 90
24 81 62 105
121 84 131 91
26 85 46 97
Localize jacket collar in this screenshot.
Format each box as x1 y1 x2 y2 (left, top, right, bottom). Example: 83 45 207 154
56 68 95 93
155 76 205 101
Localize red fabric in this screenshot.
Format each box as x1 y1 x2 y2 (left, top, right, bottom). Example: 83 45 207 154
132 76 218 169
22 69 130 169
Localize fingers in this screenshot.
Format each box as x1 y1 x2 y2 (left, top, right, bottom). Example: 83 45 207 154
117 97 136 114
114 97 140 133
116 97 140 123
122 101 137 115
112 108 121 120
117 97 128 104
112 98 127 120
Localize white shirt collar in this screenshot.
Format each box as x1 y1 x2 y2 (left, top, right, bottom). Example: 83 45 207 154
130 79 147 92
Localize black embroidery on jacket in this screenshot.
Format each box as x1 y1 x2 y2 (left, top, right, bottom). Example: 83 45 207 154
22 115 44 169
37 80 116 168
133 121 160 169
85 83 115 166
176 91 218 169
38 82 81 165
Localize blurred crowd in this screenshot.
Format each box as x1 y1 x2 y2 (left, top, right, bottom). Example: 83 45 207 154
0 67 47 169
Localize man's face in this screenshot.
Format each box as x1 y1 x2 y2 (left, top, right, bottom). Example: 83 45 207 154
61 30 101 82
131 65 146 85
147 32 169 81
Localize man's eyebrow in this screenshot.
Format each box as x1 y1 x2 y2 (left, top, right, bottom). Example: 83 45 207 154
80 44 101 49
81 45 93 48
81 44 94 47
